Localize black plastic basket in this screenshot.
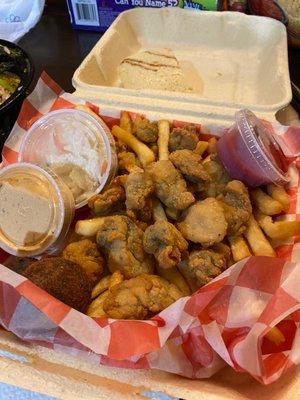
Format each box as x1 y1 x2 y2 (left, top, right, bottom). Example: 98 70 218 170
0 39 34 156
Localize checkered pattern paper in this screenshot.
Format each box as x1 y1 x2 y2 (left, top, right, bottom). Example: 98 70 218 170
0 73 300 385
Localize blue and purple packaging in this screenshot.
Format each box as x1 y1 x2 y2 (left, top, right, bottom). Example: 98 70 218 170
66 1 180 32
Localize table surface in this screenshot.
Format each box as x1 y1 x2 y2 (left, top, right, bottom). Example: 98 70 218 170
19 5 100 93
1 4 300 400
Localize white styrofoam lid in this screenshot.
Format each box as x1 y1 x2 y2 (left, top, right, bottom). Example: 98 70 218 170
72 9 292 126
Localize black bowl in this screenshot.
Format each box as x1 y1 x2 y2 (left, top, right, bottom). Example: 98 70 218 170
0 39 34 153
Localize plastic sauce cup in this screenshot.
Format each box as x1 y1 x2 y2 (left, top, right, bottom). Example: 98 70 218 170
0 163 75 257
216 109 289 187
18 109 117 209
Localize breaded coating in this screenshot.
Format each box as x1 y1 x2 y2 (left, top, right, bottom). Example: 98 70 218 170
219 180 252 235
149 143 158 158
169 125 199 152
63 239 104 283
125 168 154 222
148 160 195 210
177 198 227 247
143 220 188 269
103 274 183 319
169 149 210 183
96 215 154 279
115 140 128 154
118 151 141 173
178 248 229 291
88 182 126 216
133 115 158 143
197 155 230 197
211 242 231 263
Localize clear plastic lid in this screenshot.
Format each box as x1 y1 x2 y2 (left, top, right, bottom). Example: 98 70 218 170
236 109 289 184
18 109 117 208
0 163 74 257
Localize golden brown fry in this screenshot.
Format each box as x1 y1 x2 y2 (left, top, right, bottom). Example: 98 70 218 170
91 275 110 299
87 291 109 317
109 271 124 289
255 211 300 240
228 235 251 262
265 327 285 345
267 184 290 212
166 207 181 221
194 141 209 156
202 154 212 164
156 264 190 296
112 126 155 167
269 237 283 249
208 137 217 154
244 216 276 257
158 120 170 161
90 253 138 302
75 104 95 115
118 151 139 173
120 111 133 134
75 105 102 123
251 188 283 215
75 217 105 237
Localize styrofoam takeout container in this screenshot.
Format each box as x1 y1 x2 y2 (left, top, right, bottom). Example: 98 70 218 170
72 8 292 127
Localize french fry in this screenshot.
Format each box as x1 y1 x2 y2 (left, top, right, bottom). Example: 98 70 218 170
208 137 217 154
255 211 300 240
267 184 290 212
75 217 105 237
157 120 170 161
87 291 109 317
202 154 212 164
111 125 155 167
109 271 123 289
120 111 132 134
166 207 181 221
228 235 251 262
156 265 191 296
265 327 285 345
269 237 283 249
251 188 283 215
194 141 209 156
75 105 102 123
244 216 276 257
91 275 110 299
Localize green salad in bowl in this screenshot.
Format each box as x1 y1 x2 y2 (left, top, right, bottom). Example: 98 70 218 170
0 40 34 153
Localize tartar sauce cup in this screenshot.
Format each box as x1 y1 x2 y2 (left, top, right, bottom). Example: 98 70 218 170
216 109 289 187
0 163 75 257
18 108 117 208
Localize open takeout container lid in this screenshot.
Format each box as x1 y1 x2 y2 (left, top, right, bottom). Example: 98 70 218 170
72 8 292 127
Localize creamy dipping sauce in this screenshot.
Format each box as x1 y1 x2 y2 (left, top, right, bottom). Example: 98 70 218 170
0 163 75 257
0 182 52 246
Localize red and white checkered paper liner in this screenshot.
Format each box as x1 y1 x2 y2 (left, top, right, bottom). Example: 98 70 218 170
1 73 300 384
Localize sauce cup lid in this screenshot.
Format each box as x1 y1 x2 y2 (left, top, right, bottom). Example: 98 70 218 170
236 109 289 185
0 163 71 257
18 109 117 209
